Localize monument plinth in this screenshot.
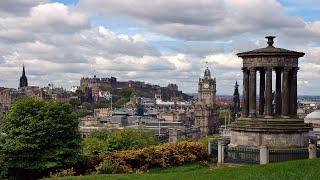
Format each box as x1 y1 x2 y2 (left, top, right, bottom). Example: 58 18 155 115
229 36 312 148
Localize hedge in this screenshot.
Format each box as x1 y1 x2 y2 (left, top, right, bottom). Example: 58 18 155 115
96 141 208 174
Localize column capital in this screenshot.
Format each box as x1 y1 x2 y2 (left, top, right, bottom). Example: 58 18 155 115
248 67 256 72
283 67 291 73
265 67 273 72
292 67 299 71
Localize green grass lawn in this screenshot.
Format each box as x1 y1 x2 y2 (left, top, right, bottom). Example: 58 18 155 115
59 158 320 180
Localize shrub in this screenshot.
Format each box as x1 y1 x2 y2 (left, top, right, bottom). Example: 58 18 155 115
49 168 76 178
95 159 113 174
97 141 208 174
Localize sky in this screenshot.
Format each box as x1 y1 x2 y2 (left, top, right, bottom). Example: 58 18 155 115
0 0 319 95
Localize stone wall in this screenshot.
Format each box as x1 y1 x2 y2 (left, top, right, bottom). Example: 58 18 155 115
229 131 309 148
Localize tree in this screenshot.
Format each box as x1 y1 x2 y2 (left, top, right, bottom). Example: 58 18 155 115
219 109 233 125
0 135 8 179
81 102 93 110
0 97 82 179
69 98 80 108
83 127 159 155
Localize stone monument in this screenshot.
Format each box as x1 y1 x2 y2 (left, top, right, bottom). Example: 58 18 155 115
229 36 312 148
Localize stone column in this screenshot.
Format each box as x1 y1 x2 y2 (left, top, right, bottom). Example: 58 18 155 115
208 138 214 155
260 146 269 164
275 69 282 116
259 69 265 116
249 68 257 118
217 140 225 165
242 68 249 117
265 68 273 118
282 67 290 118
290 68 298 117
309 144 317 159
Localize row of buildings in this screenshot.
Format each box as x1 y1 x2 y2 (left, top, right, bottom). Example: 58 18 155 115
0 66 70 112
0 65 242 143
78 67 225 142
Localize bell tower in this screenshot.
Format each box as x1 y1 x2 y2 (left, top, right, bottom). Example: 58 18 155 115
194 67 219 137
198 67 216 106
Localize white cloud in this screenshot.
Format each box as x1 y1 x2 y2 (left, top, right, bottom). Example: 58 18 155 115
78 0 319 43
205 53 242 69
0 0 319 95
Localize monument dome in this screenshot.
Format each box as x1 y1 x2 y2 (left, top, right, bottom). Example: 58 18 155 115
305 110 320 121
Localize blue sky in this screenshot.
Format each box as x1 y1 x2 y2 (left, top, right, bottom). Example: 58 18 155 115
0 0 319 95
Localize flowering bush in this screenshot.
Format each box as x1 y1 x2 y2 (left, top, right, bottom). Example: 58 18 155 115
96 141 208 174
49 168 75 178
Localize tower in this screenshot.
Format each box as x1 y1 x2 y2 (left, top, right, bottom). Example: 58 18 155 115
197 68 216 106
194 67 219 137
19 64 28 89
232 81 240 118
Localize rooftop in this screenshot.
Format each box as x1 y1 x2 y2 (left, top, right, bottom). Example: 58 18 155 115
237 36 304 57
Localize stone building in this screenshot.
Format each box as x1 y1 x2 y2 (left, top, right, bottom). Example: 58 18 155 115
194 68 219 137
168 126 201 142
158 112 187 122
0 86 70 108
0 88 23 107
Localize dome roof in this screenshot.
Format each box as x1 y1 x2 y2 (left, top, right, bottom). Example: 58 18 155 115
237 36 304 57
305 110 320 120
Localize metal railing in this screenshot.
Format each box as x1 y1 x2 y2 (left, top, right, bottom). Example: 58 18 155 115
316 148 320 158
211 143 218 159
269 148 308 163
224 147 260 164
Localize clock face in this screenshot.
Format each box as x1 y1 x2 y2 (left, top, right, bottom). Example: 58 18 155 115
203 83 209 88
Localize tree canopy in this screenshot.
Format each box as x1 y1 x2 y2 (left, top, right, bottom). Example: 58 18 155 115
83 126 159 155
0 97 82 178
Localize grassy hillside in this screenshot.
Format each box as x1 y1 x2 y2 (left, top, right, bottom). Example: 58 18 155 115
59 158 320 180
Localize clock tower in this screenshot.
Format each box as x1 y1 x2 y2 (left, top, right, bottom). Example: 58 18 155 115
194 67 219 137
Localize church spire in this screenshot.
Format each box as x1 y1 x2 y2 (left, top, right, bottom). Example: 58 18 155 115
22 64 26 76
19 64 28 88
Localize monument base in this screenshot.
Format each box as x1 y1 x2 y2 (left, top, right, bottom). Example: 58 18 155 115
229 117 312 148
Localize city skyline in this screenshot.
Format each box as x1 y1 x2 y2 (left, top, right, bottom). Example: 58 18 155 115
0 0 319 95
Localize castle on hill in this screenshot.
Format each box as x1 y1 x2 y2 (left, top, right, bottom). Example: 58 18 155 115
80 75 190 101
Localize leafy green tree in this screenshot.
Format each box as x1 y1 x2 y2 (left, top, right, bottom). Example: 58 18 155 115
0 97 82 178
94 99 109 109
72 109 92 119
219 109 233 125
0 135 8 179
83 127 158 155
69 98 80 108
114 98 128 108
81 102 93 110
198 135 219 149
